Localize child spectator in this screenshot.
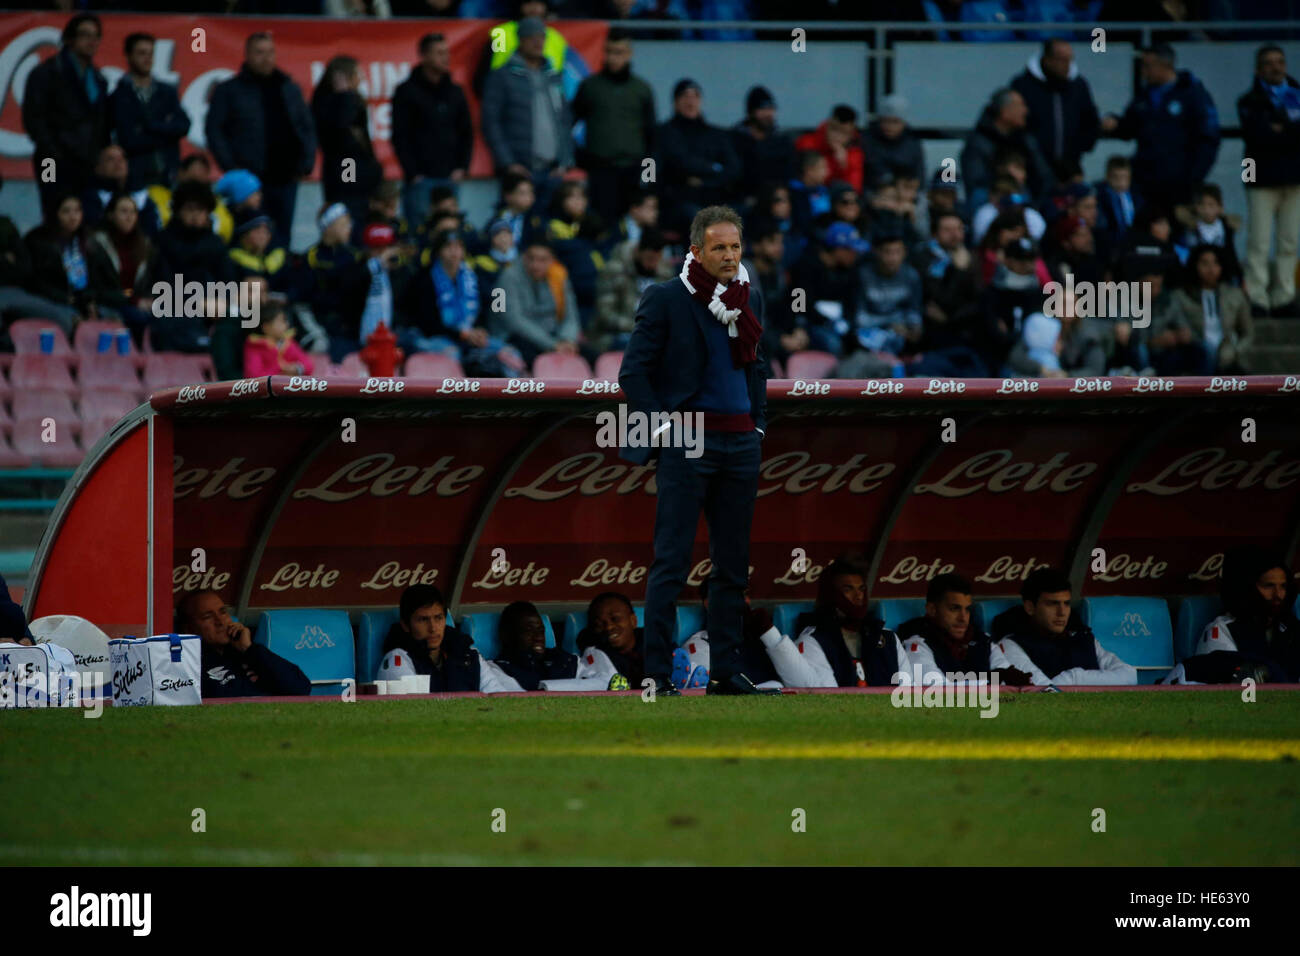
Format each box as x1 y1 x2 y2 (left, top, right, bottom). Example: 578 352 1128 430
1164 244 1254 374
417 185 480 253
355 222 411 355
601 190 659 256
866 173 922 248
911 210 981 350
490 238 582 367
151 154 235 243
243 301 313 377
973 175 1047 244
292 203 370 362
1175 183 1242 285
146 181 235 356
592 227 673 354
214 168 262 218
1020 311 1062 373
795 104 865 194
229 208 289 295
488 172 539 251
351 179 412 255
750 182 798 267
788 150 832 242
468 219 519 301
545 181 605 329
87 192 156 341
789 220 868 357
1093 154 1141 263
1114 205 1183 284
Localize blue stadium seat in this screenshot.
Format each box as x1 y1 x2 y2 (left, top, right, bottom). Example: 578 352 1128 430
877 598 926 631
562 606 644 654
774 602 815 639
675 605 705 645
974 598 1020 634
1174 596 1222 663
253 609 355 695
356 608 457 683
1079 597 1174 684
461 612 554 661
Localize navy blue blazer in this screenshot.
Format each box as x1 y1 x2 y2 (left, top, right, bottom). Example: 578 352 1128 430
617 273 769 465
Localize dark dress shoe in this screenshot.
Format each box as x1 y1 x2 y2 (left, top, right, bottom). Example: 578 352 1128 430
706 672 782 695
649 673 681 696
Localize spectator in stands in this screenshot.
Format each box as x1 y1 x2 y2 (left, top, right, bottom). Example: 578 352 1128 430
817 184 867 237
751 183 797 266
491 237 582 366
917 170 962 235
657 78 741 234
353 180 413 255
1008 290 1106 378
379 584 519 693
213 169 263 224
839 233 922 376
0 176 81 331
1046 214 1104 287
1181 549 1299 684
863 95 925 187
787 151 832 243
482 17 574 216
1174 184 1242 286
81 145 163 236
732 85 796 208
391 33 473 230
757 553 907 688
110 32 190 193
205 32 317 251
795 104 865 195
488 173 540 253
1113 205 1182 285
1010 39 1101 183
866 174 923 249
601 190 658 255
897 573 1014 685
1101 43 1219 213
400 229 527 376
572 29 656 228
989 567 1137 686
179 589 311 698
312 55 383 231
229 209 290 300
1093 155 1141 265
592 227 673 354
1238 45 1300 318
243 301 313 377
789 220 865 357
22 14 110 218
545 181 605 328
355 223 413 355
470 219 520 296
911 209 981 352
978 234 1047 372
577 591 649 688
976 211 1041 285
962 88 1054 212
1158 244 1253 374
477 1 574 99
146 181 235 356
746 221 801 366
972 173 1047 246
24 194 118 329
156 156 234 243
88 193 156 343
297 203 368 361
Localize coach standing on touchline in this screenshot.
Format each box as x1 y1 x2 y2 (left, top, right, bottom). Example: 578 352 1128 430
618 206 778 696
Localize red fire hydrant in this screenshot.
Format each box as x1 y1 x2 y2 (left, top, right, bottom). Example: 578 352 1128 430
360 322 404 378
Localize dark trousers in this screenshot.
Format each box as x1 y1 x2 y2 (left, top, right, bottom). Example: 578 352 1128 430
643 428 762 682
262 181 299 251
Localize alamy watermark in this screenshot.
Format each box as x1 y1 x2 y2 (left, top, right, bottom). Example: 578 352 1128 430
1043 274 1151 328
151 274 261 328
890 664 1001 718
595 404 704 459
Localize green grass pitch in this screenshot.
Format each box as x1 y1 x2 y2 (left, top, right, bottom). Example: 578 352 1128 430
4 691 1299 866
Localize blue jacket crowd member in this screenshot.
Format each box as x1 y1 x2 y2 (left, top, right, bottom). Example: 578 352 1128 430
897 573 1005 684
989 568 1137 686
380 584 483 693
1105 43 1220 213
620 205 775 696
1184 550 1299 684
760 554 907 688
178 590 310 698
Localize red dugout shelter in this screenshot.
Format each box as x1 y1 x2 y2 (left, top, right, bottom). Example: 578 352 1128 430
23 374 1300 641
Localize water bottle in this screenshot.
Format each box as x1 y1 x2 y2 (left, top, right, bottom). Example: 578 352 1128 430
39 330 54 354
97 331 113 354
115 329 131 356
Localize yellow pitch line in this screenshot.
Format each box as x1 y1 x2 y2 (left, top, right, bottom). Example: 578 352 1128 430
491 739 1300 761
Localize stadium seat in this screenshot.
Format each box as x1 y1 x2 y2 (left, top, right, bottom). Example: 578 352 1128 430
11 418 83 467
0 435 31 468
676 605 704 645
336 352 369 379
562 606 645 654
0 401 12 435
533 352 594 380
769 357 784 378
13 389 80 436
460 611 554 662
0 365 13 404
974 597 1021 634
355 608 457 683
784 351 837 380
78 354 144 397
80 412 126 449
1173 595 1223 663
774 602 815 639
142 353 215 391
253 609 355 695
1079 597 1175 684
79 387 139 423
10 354 78 396
9 319 74 366
877 598 926 630
402 353 465 381
594 351 623 381
73 321 143 368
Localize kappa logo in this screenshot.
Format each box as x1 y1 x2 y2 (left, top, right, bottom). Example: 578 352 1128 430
294 625 336 650
1113 613 1151 639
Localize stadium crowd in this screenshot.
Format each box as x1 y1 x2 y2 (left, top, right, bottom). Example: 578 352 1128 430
140 545 1298 697
3 6 1299 384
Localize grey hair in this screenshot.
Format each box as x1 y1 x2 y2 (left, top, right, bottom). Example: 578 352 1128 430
689 205 744 250
991 87 1020 114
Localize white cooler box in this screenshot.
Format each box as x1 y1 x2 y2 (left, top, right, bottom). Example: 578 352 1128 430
109 634 202 707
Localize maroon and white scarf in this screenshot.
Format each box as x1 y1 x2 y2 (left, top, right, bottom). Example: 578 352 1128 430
679 251 763 368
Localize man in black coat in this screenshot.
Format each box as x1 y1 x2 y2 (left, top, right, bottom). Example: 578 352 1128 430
21 14 111 218
110 32 191 191
1237 44 1300 317
961 88 1055 214
618 205 774 696
205 32 317 251
179 590 310 699
390 32 474 230
656 80 741 235
1010 40 1101 183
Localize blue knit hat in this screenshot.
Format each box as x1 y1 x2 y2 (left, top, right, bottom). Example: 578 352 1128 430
215 169 262 206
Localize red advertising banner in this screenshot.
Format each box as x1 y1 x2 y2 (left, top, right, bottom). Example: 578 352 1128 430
0 12 608 182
